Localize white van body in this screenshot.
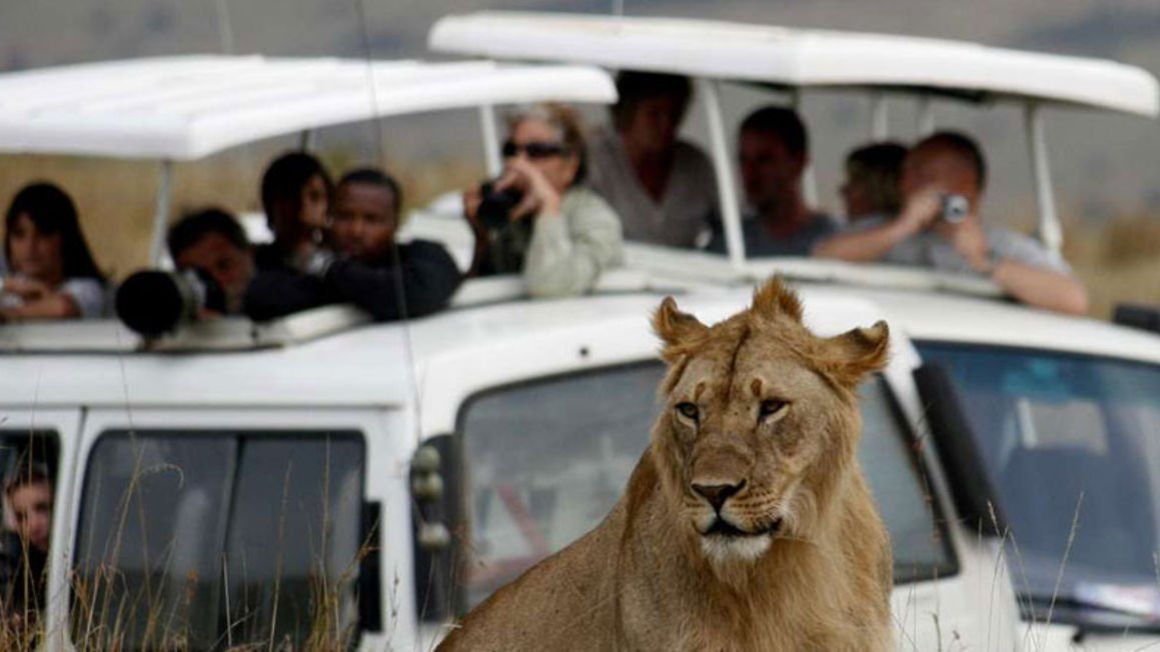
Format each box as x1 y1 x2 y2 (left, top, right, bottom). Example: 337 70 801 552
0 278 1027 650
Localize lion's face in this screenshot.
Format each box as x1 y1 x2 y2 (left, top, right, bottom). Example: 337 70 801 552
650 279 888 566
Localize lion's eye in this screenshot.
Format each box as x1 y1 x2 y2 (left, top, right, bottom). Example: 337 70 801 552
758 399 788 421
676 402 700 421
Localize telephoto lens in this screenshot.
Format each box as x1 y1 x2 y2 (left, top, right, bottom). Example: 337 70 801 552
939 194 970 224
115 268 225 337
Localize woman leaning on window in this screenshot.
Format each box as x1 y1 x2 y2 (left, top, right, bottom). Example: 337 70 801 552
462 103 624 298
1 182 107 321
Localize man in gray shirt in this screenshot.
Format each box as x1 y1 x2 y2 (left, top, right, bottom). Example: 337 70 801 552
814 131 1088 315
586 72 718 248
708 107 838 257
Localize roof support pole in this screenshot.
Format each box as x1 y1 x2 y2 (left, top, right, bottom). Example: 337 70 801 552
148 160 173 267
870 93 889 140
479 104 502 178
917 95 935 135
697 78 744 270
791 91 820 208
1025 103 1062 257
299 129 316 151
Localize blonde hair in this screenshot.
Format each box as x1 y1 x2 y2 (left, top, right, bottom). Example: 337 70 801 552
505 103 589 185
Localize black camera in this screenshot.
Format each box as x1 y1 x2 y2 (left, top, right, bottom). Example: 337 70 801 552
476 181 524 230
115 268 225 337
939 194 970 223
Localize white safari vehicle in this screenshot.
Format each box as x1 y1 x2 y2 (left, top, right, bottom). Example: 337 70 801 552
428 11 1160 651
0 15 1154 652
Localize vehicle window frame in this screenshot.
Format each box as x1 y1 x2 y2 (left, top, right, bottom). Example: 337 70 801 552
867 376 961 584
70 427 368 650
420 360 962 618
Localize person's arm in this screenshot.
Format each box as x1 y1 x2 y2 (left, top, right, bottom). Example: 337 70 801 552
812 190 941 262
524 191 624 298
324 241 462 321
0 277 82 321
990 260 1089 316
243 270 333 321
950 220 1089 316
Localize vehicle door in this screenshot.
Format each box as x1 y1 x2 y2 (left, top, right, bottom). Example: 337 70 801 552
63 406 401 651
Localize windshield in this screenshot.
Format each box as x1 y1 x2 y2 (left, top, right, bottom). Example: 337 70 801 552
449 363 953 612
917 343 1160 626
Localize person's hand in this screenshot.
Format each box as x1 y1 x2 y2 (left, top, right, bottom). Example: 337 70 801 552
0 276 49 301
896 187 942 235
462 186 486 235
497 158 562 221
947 217 993 274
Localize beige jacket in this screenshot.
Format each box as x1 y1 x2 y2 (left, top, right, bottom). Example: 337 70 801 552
523 186 625 298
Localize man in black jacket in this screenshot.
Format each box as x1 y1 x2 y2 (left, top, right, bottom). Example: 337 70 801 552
244 167 462 321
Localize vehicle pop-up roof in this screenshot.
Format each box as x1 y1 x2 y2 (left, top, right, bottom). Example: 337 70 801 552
0 55 617 351
430 12 1160 275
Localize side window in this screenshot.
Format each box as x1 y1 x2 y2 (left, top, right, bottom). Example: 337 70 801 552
71 431 364 650
0 430 59 625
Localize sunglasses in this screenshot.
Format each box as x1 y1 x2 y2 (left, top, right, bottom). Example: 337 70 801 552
501 140 569 159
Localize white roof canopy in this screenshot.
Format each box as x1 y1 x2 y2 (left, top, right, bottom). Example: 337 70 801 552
0 55 617 160
430 12 1159 118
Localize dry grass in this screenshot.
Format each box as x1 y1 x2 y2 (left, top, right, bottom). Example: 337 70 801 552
1063 214 1160 318
1 154 1157 318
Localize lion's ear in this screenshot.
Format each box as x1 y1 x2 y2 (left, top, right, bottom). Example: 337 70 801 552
751 277 804 324
821 320 890 388
652 296 708 358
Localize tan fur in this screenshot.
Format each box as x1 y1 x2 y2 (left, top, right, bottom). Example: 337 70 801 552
439 279 893 651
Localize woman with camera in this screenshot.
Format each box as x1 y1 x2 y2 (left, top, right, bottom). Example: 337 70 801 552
463 103 624 298
1 182 107 321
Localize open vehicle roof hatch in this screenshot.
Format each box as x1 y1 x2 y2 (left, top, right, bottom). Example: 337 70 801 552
429 12 1159 117
429 11 1160 269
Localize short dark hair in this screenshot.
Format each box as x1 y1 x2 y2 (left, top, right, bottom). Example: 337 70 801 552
4 182 104 282
260 151 334 218
167 207 249 261
739 106 808 159
846 142 908 214
4 461 51 496
917 131 987 189
611 71 692 131
338 168 403 214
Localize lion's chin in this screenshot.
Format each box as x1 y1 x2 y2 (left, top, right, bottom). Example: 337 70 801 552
699 532 772 565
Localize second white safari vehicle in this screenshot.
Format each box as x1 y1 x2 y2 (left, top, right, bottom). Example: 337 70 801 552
429 11 1160 651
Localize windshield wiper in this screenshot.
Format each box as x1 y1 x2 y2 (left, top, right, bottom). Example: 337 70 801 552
1026 593 1160 638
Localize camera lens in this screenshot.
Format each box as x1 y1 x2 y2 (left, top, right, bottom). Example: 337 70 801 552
115 269 224 337
940 194 970 224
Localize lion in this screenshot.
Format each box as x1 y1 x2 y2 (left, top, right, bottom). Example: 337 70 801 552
438 279 894 651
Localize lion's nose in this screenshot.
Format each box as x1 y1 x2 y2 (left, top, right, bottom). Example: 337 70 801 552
692 480 746 512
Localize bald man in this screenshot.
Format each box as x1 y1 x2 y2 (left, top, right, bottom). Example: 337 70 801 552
814 131 1087 315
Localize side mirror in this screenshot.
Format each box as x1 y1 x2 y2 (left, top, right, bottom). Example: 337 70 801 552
913 363 1007 537
1113 303 1160 334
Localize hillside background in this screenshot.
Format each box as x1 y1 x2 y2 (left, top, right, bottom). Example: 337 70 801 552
0 0 1157 316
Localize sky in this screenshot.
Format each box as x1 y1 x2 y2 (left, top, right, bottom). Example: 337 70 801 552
2 0 1159 219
